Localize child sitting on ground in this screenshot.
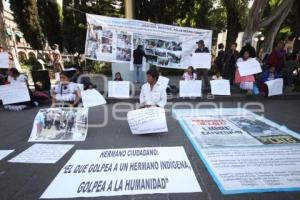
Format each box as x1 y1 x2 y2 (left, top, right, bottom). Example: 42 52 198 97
260 66 280 96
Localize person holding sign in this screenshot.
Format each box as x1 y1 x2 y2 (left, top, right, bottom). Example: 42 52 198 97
140 69 167 108
260 66 280 96
51 72 81 107
195 40 210 88
235 50 256 96
182 66 197 81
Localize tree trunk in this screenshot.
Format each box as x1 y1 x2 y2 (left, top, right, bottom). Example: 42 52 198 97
224 0 241 51
242 0 268 44
261 0 294 53
293 1 300 52
0 0 8 49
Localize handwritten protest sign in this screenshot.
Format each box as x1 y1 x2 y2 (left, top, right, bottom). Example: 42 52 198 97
157 76 170 89
265 78 283 96
127 107 168 134
9 144 73 164
210 79 230 95
0 52 9 68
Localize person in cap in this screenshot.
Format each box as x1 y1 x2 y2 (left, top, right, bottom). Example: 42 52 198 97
194 40 210 88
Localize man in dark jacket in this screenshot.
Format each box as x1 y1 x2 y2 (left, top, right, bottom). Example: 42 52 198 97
133 45 147 83
195 40 210 88
224 42 239 85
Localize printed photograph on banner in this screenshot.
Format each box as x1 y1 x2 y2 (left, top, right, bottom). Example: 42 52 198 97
28 108 88 142
228 116 300 144
182 116 262 147
116 32 132 61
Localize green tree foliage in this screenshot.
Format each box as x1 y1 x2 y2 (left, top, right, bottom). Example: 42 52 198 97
10 0 45 50
63 0 124 54
37 0 63 49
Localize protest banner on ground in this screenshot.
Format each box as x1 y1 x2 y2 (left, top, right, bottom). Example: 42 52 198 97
210 79 230 95
85 14 212 69
173 108 300 194
108 81 130 98
0 150 14 161
237 58 262 76
127 107 168 134
265 78 283 96
190 53 211 69
40 146 201 198
28 108 88 142
9 144 73 164
0 83 30 105
179 80 202 97
0 52 9 68
81 89 106 108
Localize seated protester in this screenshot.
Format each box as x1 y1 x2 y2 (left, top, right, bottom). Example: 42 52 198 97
51 71 81 107
5 68 36 110
235 50 256 96
114 72 123 81
140 69 167 108
260 66 280 96
212 72 223 80
182 66 197 81
70 66 94 90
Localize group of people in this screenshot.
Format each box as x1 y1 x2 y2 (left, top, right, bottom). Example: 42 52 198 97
215 41 300 95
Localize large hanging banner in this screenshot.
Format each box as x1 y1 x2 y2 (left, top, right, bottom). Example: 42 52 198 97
85 14 212 69
173 108 300 194
40 146 201 198
28 108 88 142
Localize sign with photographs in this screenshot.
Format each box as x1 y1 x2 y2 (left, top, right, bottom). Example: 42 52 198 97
85 14 212 69
28 108 88 142
40 146 201 198
173 108 300 194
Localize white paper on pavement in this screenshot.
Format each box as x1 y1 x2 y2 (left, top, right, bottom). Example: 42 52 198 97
179 80 202 97
108 81 130 98
190 53 211 69
237 58 262 76
210 79 230 95
0 83 30 105
265 78 283 96
9 144 74 164
0 150 14 160
127 107 168 134
81 89 106 108
40 146 201 198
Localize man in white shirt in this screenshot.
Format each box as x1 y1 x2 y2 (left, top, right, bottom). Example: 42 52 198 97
140 69 167 108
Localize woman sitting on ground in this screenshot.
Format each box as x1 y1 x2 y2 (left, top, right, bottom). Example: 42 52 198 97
114 72 123 81
182 66 197 81
51 71 81 107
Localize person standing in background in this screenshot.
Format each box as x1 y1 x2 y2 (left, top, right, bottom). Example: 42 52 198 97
52 44 64 82
133 45 147 84
215 43 225 76
224 43 239 85
268 41 286 73
195 40 210 88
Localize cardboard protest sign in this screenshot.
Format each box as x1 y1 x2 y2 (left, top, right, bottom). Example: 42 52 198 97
0 83 30 105
108 81 130 98
190 53 211 69
210 79 230 95
81 89 106 108
40 146 201 198
237 58 262 76
28 108 88 142
157 76 170 89
179 80 202 97
9 144 73 164
265 78 283 96
0 52 9 68
127 107 168 134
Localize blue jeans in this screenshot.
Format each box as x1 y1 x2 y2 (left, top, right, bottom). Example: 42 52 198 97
134 64 143 83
